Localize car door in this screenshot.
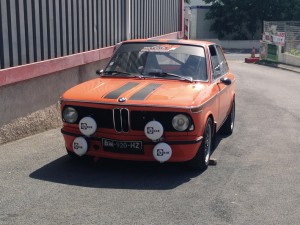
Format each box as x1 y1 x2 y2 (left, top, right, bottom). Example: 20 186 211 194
209 45 231 130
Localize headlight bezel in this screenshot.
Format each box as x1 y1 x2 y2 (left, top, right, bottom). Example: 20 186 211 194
172 114 192 131
62 106 78 123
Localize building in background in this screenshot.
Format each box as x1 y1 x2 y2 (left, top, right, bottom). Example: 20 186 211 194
184 0 217 40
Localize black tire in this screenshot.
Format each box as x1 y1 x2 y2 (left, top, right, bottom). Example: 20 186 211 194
188 117 213 170
221 100 235 135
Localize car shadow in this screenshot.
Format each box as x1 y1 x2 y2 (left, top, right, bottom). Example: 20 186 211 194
29 156 205 190
211 132 230 155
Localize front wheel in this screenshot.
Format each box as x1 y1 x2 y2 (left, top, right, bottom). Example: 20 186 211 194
188 118 213 170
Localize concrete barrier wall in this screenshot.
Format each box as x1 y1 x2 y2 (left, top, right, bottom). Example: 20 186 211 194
261 45 300 67
279 53 300 67
0 59 109 144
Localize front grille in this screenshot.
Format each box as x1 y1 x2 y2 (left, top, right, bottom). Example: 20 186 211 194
113 108 129 132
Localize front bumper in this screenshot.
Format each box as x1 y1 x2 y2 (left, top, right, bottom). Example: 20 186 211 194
61 129 203 162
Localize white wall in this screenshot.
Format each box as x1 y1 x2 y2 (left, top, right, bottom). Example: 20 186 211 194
203 39 261 50
279 53 300 67
188 0 211 6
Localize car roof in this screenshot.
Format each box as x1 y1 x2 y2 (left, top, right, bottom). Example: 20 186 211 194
121 39 215 47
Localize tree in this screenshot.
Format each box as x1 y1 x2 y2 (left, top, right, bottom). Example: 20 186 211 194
204 0 300 40
184 0 191 4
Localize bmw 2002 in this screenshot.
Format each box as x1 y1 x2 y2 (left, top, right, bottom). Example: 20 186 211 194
60 39 235 170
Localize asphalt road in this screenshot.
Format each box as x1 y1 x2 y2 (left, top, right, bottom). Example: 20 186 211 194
1 54 299 225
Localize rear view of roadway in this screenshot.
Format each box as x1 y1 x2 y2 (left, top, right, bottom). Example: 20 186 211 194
0 53 299 225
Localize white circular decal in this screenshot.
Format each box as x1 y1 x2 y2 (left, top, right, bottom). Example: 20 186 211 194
144 121 164 140
153 142 172 163
72 137 88 156
79 117 97 136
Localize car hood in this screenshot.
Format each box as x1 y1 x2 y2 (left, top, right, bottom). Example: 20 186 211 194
62 78 210 108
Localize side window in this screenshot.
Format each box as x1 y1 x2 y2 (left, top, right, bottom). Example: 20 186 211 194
216 46 229 76
209 45 220 80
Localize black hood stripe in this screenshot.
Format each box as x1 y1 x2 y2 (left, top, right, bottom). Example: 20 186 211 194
130 83 162 100
104 82 140 99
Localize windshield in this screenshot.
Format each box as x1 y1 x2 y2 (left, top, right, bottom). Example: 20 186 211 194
104 43 208 81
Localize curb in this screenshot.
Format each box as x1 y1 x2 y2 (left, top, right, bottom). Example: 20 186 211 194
255 61 300 74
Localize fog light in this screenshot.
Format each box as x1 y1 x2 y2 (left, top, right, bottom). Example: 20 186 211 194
153 142 172 163
79 117 97 136
72 137 88 156
144 121 164 141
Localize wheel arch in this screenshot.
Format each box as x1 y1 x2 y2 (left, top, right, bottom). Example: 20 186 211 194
203 112 216 138
229 94 236 113
209 114 217 139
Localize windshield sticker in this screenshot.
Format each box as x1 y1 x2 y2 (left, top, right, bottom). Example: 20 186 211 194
141 44 180 52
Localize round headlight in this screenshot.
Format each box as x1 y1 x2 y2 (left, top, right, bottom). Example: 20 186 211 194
63 107 78 123
172 114 190 131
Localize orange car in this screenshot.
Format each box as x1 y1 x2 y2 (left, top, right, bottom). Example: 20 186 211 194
60 39 235 170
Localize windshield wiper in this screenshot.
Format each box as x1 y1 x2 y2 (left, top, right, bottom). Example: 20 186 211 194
102 70 146 79
103 70 132 76
148 71 193 82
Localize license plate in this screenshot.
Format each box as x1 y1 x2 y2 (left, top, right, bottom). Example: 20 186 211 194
102 138 143 154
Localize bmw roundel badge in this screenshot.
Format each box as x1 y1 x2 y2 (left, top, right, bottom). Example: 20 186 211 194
118 97 127 102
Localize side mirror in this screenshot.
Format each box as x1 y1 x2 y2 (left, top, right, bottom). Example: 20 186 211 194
220 77 232 85
96 69 103 75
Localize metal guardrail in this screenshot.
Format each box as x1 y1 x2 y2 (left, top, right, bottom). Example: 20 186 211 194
130 0 180 39
0 0 181 70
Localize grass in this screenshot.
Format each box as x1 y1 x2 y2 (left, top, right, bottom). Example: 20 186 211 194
289 49 300 57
